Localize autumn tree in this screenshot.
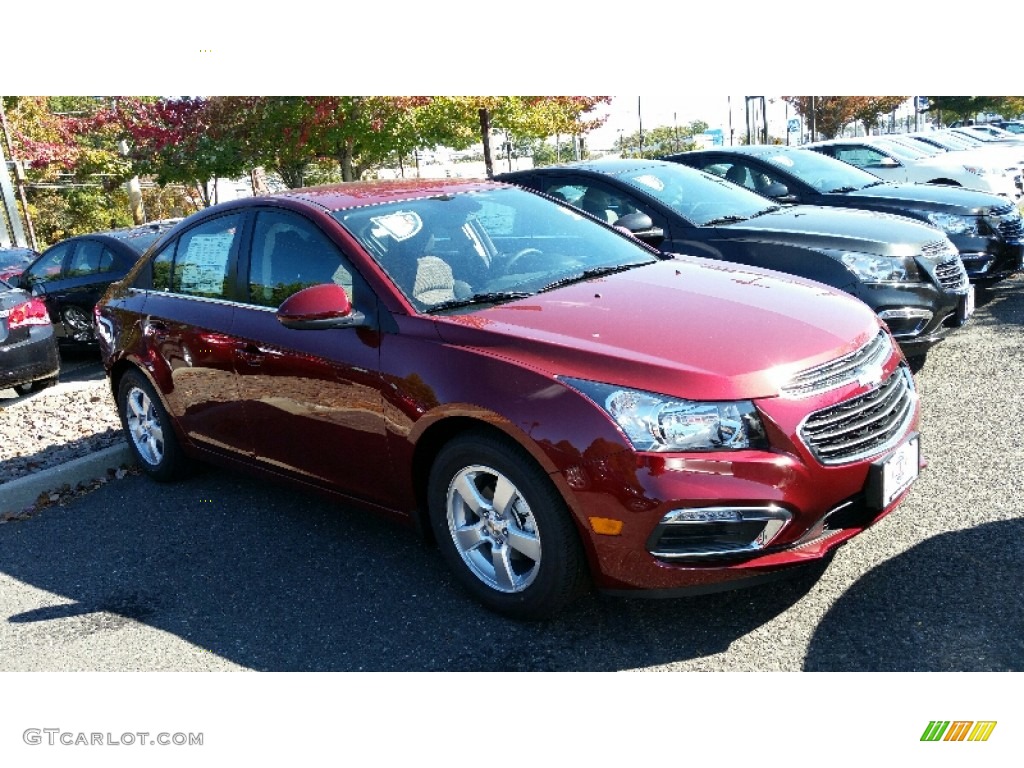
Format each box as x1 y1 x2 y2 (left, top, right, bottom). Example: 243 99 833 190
113 97 248 207
782 97 910 139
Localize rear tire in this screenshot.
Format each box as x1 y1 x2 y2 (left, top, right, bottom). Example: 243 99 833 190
116 368 189 481
427 431 588 620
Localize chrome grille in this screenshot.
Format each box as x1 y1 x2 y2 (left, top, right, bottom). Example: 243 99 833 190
921 240 956 260
990 207 1024 241
933 257 968 292
799 366 916 465
782 331 892 398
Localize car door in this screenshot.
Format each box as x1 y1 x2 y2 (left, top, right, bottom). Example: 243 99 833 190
48 238 120 343
231 206 393 505
143 211 254 458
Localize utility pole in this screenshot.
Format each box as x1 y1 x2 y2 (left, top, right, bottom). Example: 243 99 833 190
479 108 493 179
0 98 37 249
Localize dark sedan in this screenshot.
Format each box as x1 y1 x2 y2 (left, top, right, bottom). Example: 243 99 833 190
663 145 1024 284
1 277 60 395
497 158 972 364
16 220 179 347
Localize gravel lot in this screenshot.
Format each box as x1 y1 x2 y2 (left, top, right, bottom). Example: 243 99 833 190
0 273 1021 673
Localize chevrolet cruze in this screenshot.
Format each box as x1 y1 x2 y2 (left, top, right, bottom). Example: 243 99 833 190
95 180 922 619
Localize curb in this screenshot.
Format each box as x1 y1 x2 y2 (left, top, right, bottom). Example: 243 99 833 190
1 443 136 516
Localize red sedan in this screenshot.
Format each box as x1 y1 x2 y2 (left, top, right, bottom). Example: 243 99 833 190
95 179 921 618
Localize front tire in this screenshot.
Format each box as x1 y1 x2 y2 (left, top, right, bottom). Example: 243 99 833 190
116 369 188 481
427 432 588 619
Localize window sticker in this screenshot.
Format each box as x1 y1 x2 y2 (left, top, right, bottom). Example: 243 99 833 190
179 233 232 294
769 155 795 167
370 211 423 242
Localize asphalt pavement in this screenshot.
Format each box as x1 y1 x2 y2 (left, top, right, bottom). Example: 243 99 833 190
0 276 1021 672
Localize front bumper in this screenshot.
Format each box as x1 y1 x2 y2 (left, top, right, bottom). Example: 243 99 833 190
949 234 1024 283
850 281 961 357
556 361 921 593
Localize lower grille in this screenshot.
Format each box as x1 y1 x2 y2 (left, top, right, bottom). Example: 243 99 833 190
799 366 916 465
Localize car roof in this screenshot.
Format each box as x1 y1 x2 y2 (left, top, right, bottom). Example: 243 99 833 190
257 178 508 212
665 145 802 159
499 157 685 179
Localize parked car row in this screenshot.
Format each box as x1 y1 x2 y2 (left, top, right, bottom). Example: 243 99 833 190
664 145 1024 284
10 136 1020 620
497 155 978 367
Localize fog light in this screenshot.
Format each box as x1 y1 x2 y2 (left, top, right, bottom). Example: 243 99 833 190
647 505 791 559
878 308 932 338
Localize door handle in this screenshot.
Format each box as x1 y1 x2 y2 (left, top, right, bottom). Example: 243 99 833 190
235 343 267 367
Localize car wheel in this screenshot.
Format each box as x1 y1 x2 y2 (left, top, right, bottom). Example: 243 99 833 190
427 431 588 619
117 369 188 481
62 305 95 342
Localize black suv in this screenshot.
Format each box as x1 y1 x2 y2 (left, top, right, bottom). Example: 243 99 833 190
497 158 972 365
663 145 1024 285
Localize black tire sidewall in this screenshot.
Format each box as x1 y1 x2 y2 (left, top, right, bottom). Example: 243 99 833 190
427 432 586 620
116 369 185 481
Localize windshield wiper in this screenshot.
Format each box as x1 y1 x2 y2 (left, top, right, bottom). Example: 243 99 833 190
427 291 533 312
749 206 781 218
862 180 887 188
538 262 649 293
827 185 860 193
702 214 749 226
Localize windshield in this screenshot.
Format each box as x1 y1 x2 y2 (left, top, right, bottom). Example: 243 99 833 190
333 187 659 312
871 139 930 160
0 249 36 268
758 148 882 192
883 137 942 158
613 164 774 226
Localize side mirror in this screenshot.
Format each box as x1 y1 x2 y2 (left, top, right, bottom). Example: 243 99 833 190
614 212 665 244
277 283 364 330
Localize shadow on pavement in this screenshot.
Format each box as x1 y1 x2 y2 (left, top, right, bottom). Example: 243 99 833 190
0 468 828 671
804 518 1024 671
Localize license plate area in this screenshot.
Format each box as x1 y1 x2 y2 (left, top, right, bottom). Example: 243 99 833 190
957 285 975 324
865 433 920 510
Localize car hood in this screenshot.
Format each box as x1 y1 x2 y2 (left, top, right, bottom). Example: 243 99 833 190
432 257 882 402
831 182 1012 215
721 205 944 256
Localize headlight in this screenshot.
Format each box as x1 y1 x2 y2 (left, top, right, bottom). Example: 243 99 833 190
925 212 981 236
962 165 1002 178
560 378 768 452
825 250 919 282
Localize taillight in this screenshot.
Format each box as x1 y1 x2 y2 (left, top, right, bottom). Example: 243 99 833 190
8 298 51 329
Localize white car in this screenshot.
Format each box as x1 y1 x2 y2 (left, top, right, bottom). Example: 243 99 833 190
897 131 1024 197
806 136 1018 198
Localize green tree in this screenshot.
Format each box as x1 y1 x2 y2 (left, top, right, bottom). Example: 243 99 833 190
619 121 708 158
